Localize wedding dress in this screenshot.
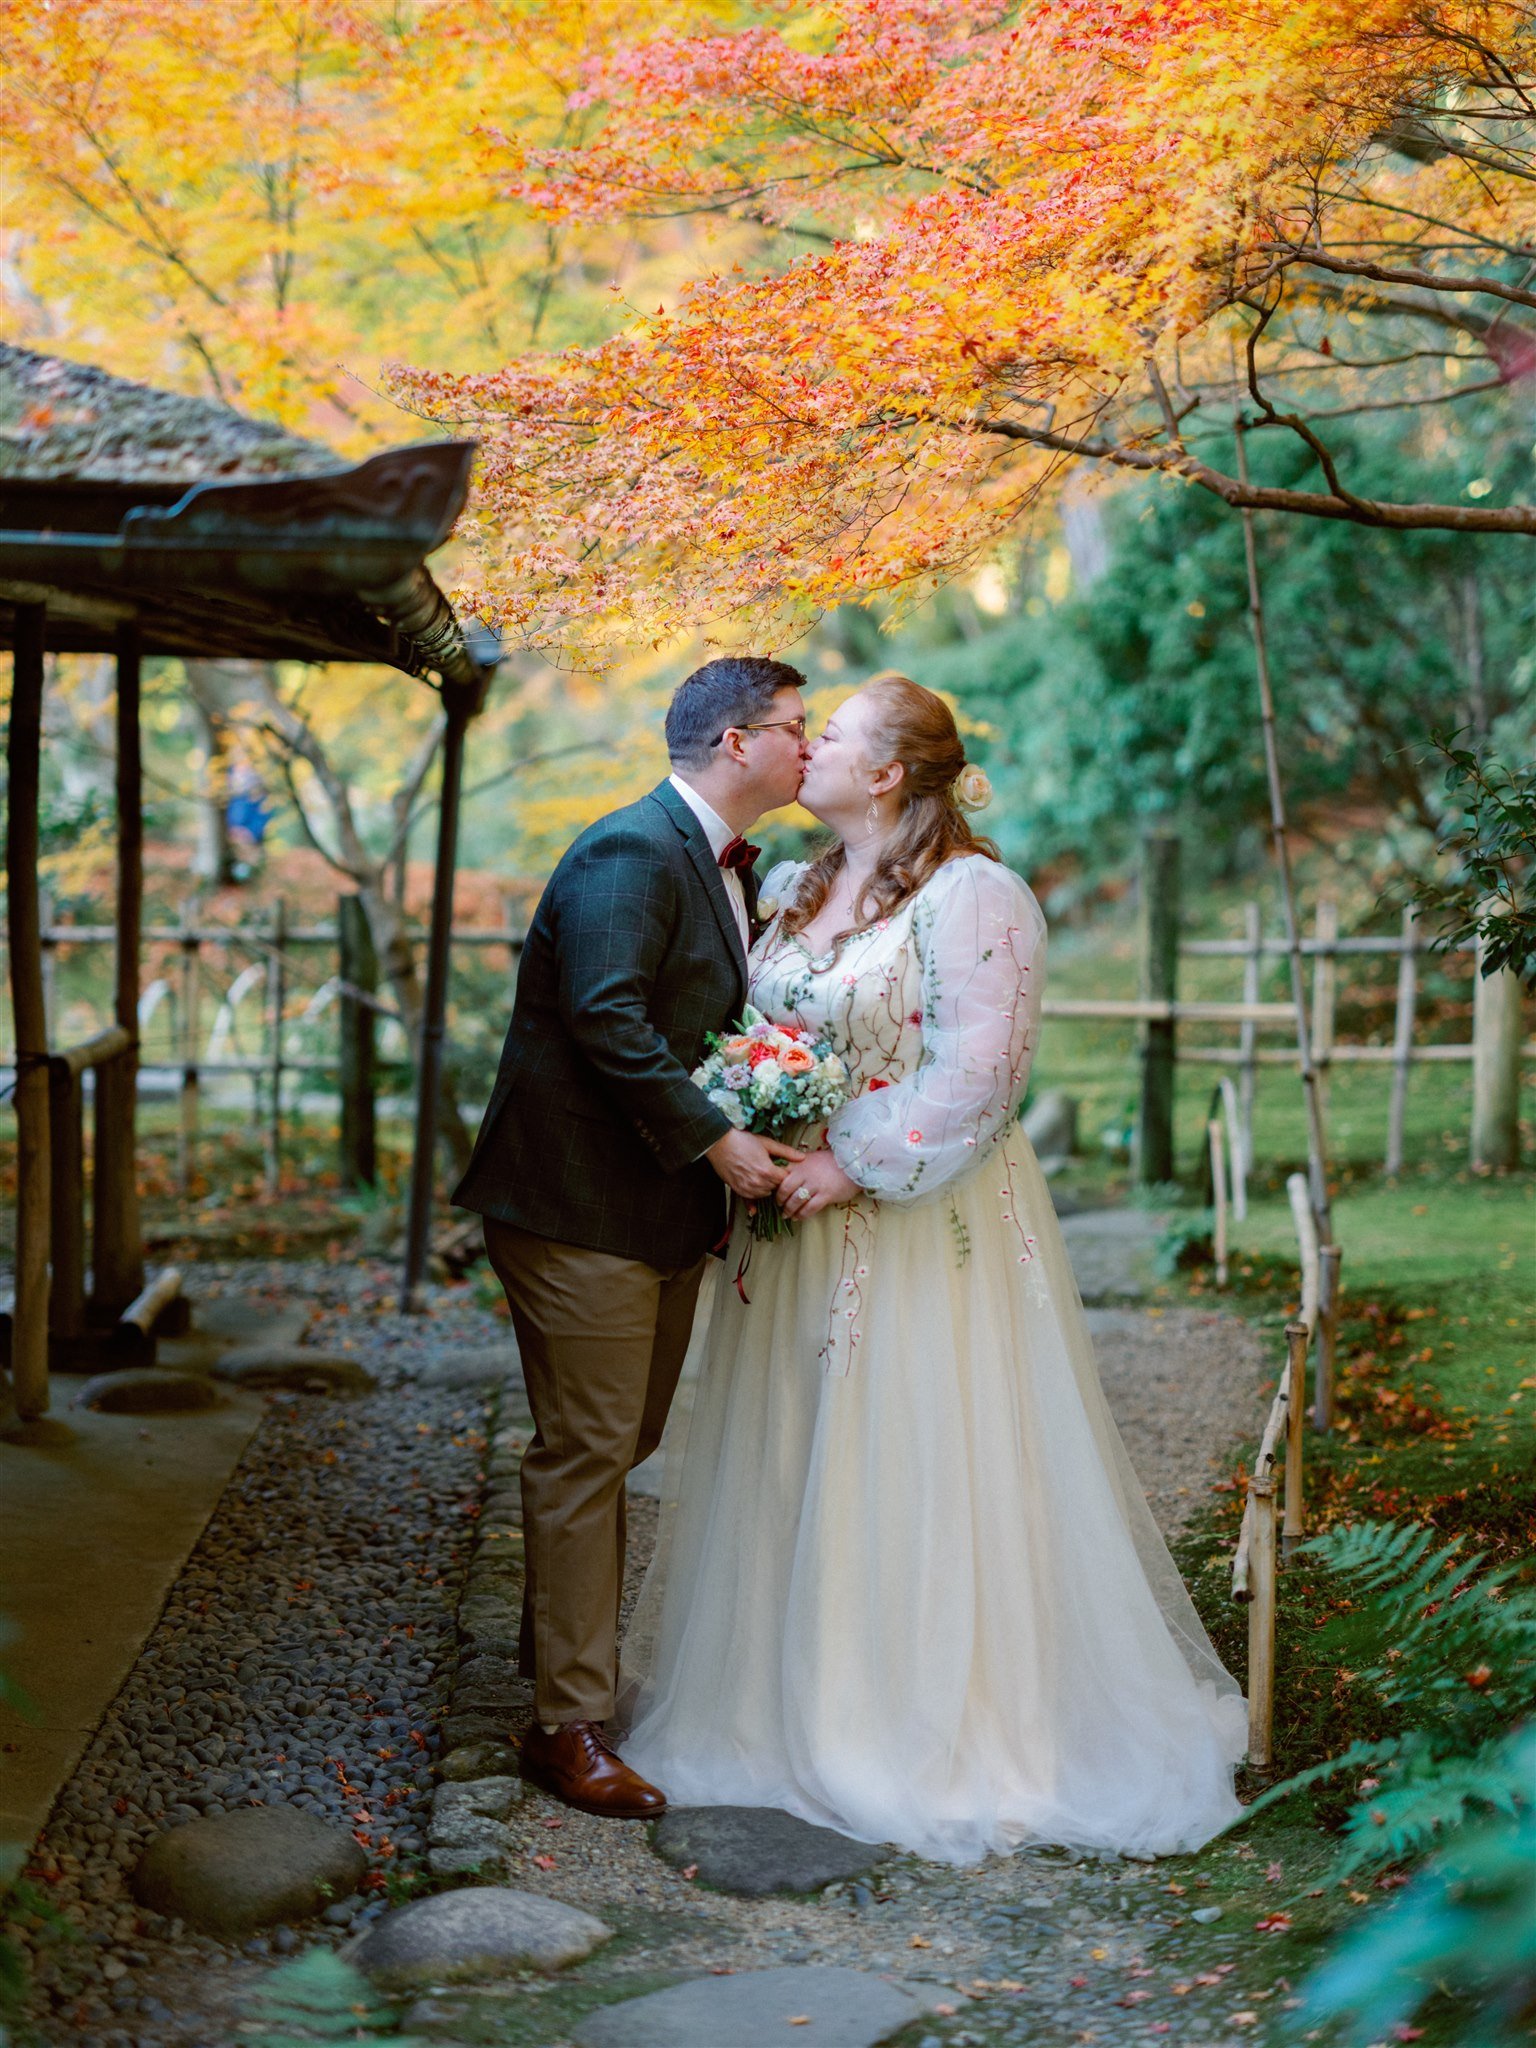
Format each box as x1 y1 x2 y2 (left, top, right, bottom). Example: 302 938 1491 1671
621 854 1246 1864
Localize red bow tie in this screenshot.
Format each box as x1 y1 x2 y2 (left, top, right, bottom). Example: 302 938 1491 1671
718 836 761 873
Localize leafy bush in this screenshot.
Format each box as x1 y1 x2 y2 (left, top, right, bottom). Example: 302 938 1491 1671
1242 1520 1535 2042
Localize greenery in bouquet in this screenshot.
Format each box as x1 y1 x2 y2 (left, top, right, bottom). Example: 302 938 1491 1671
693 1007 850 1241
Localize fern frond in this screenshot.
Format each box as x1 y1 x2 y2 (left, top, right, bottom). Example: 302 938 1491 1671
1335 1748 1531 1878
1232 1736 1409 1824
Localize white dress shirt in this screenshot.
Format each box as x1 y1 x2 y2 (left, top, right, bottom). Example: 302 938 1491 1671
669 773 750 953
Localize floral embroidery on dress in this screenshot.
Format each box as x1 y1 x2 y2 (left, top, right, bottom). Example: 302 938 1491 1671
748 855 1047 1366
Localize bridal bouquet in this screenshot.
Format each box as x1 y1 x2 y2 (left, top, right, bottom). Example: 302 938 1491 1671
693 1006 850 1241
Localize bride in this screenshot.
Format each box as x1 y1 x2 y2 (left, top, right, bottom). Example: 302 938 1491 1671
621 672 1246 1865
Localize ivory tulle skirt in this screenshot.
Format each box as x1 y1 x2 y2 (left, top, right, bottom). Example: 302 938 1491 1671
620 1129 1246 1866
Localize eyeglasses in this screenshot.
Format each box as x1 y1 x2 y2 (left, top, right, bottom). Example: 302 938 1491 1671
712 716 809 744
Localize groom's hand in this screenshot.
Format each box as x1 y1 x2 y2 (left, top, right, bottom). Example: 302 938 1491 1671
705 1129 806 1198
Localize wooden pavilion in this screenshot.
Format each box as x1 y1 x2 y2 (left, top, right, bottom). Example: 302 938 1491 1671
1 343 497 1424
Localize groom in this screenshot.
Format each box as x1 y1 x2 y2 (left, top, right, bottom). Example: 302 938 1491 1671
454 655 811 1817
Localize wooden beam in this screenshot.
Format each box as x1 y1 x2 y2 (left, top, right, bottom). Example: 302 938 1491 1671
93 621 145 1313
6 603 51 1416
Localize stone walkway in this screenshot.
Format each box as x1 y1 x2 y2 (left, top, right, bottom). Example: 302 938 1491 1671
0 1218 1285 2048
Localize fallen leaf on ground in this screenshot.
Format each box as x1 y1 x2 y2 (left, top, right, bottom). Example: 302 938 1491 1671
1228 2013 1259 2027
909 1934 931 1949
532 1854 557 1871
1255 1912 1292 1933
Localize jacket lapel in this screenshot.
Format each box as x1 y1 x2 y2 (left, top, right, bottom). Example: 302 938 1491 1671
648 782 749 1002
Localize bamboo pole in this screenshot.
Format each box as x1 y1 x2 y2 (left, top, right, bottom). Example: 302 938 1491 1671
7 604 52 1418
1209 1117 1229 1286
1238 901 1261 1173
1315 1243 1342 1433
1283 1321 1308 1557
113 1266 184 1365
1287 1172 1321 1335
1246 1474 1278 1769
1235 423 1333 1244
1386 907 1418 1176
1311 896 1338 1123
93 621 145 1312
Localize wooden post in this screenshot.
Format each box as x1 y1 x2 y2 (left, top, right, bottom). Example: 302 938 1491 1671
265 898 286 1195
1310 896 1338 1122
338 893 378 1189
7 604 52 1418
178 903 200 1198
1386 907 1418 1176
1246 1475 1278 1769
1315 1243 1342 1433
1209 1117 1229 1286
48 1058 87 1344
1283 1321 1308 1556
1135 827 1180 1186
1471 928 1524 1171
403 691 471 1307
1238 900 1261 1176
93 621 145 1312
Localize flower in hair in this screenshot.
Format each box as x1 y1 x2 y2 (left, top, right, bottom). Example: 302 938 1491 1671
955 764 993 809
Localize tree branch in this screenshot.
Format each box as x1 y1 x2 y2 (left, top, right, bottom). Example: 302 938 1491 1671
1269 243 1536 313
961 415 1536 535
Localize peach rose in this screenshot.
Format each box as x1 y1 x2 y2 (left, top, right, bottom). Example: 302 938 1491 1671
780 1044 815 1075
722 1036 755 1061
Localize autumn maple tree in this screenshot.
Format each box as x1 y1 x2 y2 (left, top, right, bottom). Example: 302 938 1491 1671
388 0 1536 661
0 0 737 1153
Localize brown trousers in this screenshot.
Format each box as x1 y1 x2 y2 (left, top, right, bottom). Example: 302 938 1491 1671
483 1218 705 1726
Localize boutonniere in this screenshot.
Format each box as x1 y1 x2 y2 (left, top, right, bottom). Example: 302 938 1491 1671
757 894 780 919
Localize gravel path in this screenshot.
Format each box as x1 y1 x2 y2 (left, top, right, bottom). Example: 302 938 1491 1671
6 1259 511 2048
4 1254 1274 2048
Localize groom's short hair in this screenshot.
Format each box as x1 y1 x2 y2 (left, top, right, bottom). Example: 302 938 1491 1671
665 656 807 769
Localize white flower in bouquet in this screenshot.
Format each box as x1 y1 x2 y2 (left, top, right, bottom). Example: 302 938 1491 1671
707 1088 748 1128
750 1058 783 1105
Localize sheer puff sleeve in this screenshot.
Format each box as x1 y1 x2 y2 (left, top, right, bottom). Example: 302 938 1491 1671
826 857 1046 1203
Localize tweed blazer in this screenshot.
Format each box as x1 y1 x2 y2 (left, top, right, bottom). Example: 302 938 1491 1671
453 779 759 1269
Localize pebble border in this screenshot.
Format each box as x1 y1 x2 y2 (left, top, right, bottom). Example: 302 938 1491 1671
427 1386 534 1881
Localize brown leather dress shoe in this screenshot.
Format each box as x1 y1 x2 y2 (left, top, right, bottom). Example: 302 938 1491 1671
518 1721 667 1819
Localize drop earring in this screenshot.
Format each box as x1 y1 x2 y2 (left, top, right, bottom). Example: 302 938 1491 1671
864 794 879 837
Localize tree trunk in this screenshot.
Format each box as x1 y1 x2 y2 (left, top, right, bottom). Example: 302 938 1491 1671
357 876 474 1174
185 661 242 886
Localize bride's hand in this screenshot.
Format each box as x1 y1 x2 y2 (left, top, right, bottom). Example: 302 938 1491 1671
776 1149 861 1219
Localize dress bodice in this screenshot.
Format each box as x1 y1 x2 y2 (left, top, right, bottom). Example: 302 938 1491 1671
749 854 1047 1205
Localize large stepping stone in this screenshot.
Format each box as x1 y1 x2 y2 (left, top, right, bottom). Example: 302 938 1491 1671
77 1368 219 1415
410 1343 521 1390
195 1298 313 1350
651 1806 887 1896
212 1347 376 1395
132 1805 366 1935
572 1966 932 2048
352 1886 611 1988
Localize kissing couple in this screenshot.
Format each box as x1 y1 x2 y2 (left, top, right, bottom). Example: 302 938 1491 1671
455 657 1247 1866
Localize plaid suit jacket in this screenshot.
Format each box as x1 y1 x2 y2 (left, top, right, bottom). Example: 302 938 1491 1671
453 779 759 1268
